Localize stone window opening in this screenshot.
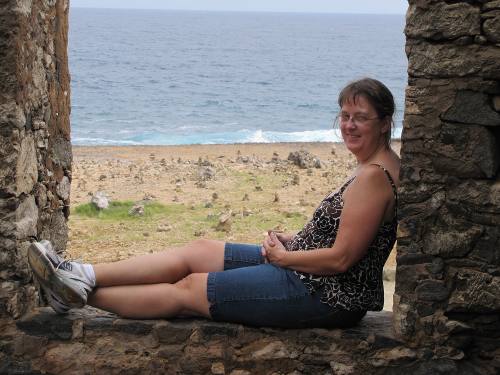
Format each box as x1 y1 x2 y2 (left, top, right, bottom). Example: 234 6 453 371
1 1 499 373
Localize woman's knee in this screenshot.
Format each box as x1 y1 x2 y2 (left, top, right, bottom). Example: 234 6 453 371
176 273 206 290
187 238 224 252
182 239 225 273
175 273 210 317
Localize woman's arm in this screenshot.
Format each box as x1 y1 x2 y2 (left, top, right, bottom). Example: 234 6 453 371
263 166 394 275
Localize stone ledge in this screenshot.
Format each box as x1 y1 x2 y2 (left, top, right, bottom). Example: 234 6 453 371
0 308 494 374
16 307 399 344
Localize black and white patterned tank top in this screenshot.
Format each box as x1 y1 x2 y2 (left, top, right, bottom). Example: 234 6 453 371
285 164 398 312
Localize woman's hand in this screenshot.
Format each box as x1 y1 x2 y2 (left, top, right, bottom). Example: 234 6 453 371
275 232 294 244
261 231 288 266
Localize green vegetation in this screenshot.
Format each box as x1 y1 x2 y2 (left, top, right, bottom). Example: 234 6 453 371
73 201 182 220
69 199 309 261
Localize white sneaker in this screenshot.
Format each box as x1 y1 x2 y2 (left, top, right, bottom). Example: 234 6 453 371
38 240 94 285
28 241 94 312
43 286 72 314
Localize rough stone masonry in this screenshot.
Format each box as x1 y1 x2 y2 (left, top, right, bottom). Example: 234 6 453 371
395 0 500 365
0 0 71 320
0 0 499 374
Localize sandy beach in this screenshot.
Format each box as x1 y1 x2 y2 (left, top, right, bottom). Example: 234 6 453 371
68 142 398 310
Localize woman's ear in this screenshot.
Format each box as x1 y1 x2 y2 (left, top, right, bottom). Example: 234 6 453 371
380 116 390 134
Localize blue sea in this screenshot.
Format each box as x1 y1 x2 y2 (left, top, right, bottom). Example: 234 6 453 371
69 8 406 145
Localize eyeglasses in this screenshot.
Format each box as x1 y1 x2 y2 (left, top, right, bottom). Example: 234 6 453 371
337 113 380 126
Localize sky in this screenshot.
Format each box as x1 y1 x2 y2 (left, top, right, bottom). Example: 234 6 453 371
70 0 408 15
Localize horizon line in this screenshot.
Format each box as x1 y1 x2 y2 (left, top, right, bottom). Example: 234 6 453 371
70 6 406 16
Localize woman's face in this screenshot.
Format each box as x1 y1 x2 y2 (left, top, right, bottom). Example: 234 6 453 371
339 95 388 158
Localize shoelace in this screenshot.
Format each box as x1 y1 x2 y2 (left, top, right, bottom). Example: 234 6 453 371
53 253 83 273
55 259 73 271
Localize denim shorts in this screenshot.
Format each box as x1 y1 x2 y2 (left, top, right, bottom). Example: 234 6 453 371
206 243 366 328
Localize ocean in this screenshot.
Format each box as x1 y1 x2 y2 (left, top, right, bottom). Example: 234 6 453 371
69 8 407 146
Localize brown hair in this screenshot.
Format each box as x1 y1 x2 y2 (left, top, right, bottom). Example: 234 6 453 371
338 78 395 147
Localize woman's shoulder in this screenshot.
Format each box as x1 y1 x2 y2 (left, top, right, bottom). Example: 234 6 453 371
348 160 399 199
354 165 395 191
361 152 400 188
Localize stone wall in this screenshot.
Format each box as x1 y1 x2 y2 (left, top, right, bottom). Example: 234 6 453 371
0 0 71 319
394 0 500 362
2 308 468 375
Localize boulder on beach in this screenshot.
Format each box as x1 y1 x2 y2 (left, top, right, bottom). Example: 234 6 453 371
197 166 216 181
194 229 207 237
91 191 109 210
197 156 214 167
287 150 323 169
216 211 232 232
195 181 207 188
128 203 145 217
157 223 172 232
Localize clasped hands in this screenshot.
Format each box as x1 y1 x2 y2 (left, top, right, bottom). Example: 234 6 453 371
261 230 292 266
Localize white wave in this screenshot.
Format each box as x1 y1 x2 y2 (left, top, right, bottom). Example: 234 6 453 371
240 129 342 143
246 129 270 143
72 137 142 146
72 127 403 146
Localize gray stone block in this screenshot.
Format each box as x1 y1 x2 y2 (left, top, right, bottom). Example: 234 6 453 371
448 270 500 313
38 209 68 253
112 318 154 335
0 101 26 130
424 226 483 258
415 280 450 302
397 253 436 266
483 1 500 12
154 320 194 345
16 308 74 340
15 136 38 196
52 137 72 169
484 15 500 43
56 175 70 200
406 3 480 40
469 227 500 265
0 136 17 194
15 196 38 239
407 43 500 79
442 91 500 126
446 180 500 226
432 124 499 178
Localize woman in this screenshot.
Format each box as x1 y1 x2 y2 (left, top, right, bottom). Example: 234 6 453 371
28 77 400 328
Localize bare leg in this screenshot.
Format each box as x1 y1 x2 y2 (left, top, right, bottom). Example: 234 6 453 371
93 239 225 287
88 273 210 319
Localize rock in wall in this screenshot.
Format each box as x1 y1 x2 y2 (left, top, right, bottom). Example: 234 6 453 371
395 0 500 361
0 0 71 319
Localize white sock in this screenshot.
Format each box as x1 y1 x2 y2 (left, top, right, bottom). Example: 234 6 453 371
81 264 96 288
